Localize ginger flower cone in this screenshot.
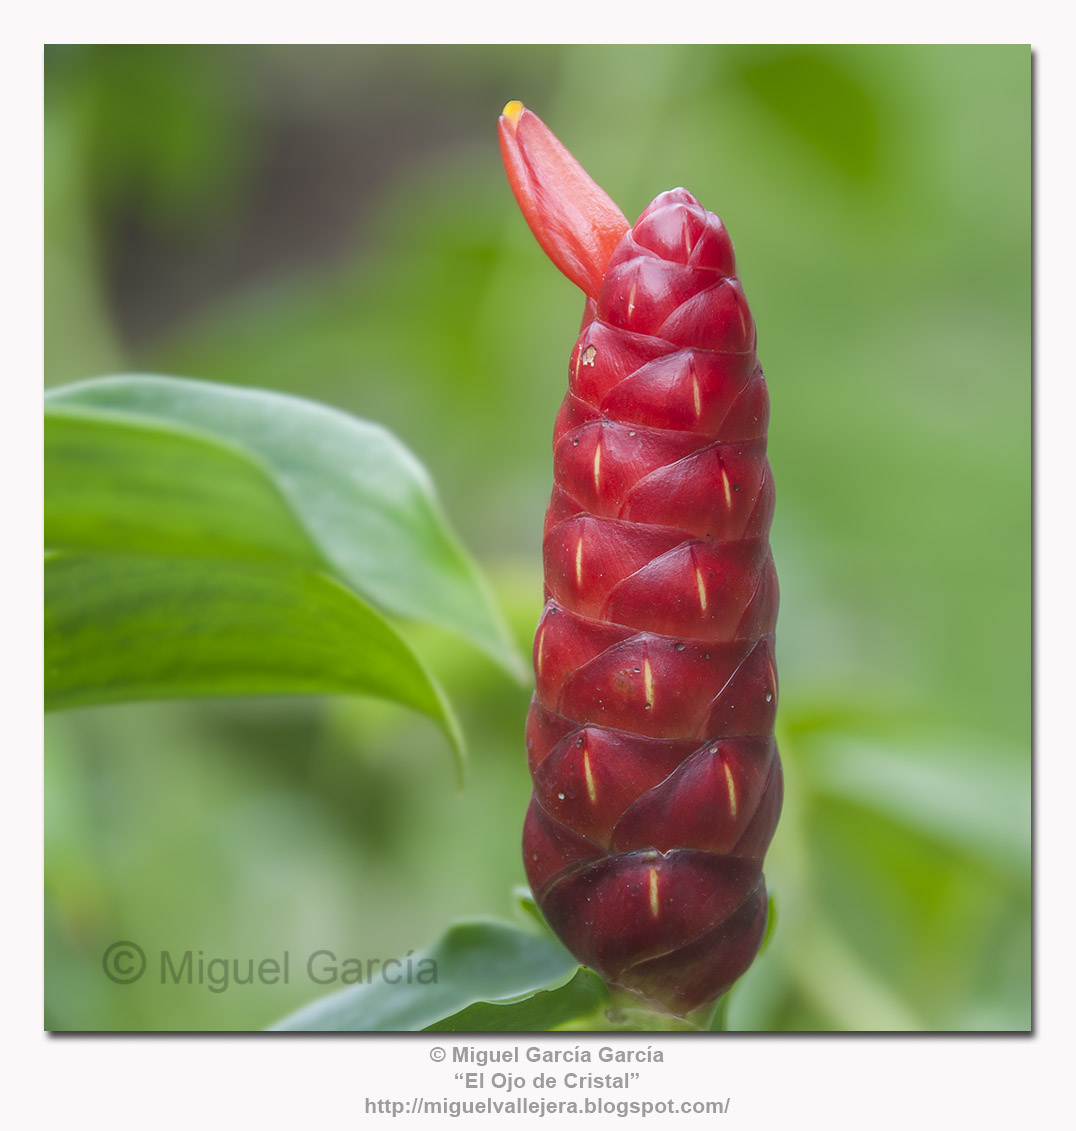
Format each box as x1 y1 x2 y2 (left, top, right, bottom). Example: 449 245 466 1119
501 103 781 1024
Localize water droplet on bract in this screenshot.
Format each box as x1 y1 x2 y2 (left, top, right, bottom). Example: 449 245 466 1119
765 691 773 702
674 643 685 651
557 792 565 800
572 438 579 446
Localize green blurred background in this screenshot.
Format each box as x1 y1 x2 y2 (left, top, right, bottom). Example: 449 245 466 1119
44 44 1031 1031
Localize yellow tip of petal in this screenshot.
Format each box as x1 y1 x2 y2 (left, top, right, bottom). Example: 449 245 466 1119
502 100 524 122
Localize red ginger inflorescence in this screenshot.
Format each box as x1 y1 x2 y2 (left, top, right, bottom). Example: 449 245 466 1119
500 103 781 1020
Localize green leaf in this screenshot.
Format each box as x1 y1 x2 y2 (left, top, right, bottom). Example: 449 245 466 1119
45 551 462 760
808 734 1030 872
45 404 322 563
426 967 608 1032
45 375 524 679
268 920 578 1032
511 885 557 937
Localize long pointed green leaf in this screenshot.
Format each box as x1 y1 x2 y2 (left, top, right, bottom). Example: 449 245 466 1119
269 921 578 1032
426 967 608 1032
45 404 322 563
46 375 524 679
45 552 463 764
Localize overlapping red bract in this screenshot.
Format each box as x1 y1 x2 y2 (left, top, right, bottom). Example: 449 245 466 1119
503 108 780 1018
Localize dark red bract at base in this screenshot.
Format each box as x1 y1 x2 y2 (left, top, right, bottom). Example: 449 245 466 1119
501 106 780 1019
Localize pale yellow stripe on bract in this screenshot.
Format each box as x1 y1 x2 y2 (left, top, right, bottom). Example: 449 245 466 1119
643 657 654 709
575 536 584 586
738 292 751 340
583 747 597 803
593 443 602 492
720 466 732 509
723 758 738 817
696 567 707 611
648 867 660 917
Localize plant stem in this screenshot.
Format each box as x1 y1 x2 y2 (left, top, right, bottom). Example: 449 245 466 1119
556 987 728 1032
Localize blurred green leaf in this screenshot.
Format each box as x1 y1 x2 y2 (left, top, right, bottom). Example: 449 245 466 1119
795 782 1029 1030
511 885 556 937
46 376 525 680
427 967 607 1032
809 736 1030 873
45 551 463 761
269 920 578 1031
